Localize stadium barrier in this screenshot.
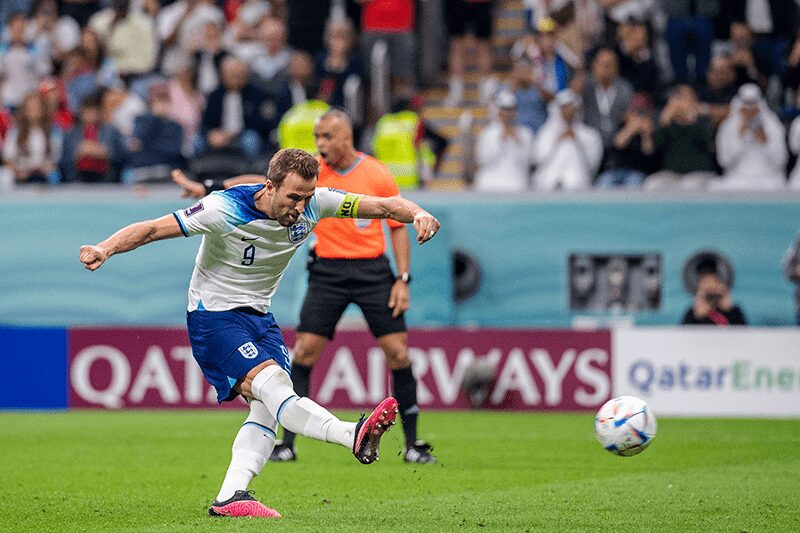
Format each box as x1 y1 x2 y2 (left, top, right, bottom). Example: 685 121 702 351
3 190 800 328
3 326 799 416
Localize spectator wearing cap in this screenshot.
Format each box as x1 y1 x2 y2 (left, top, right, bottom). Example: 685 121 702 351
123 83 185 184
582 48 633 154
511 17 574 103
0 12 52 110
714 83 786 190
533 89 603 191
595 93 656 188
645 84 716 191
472 91 535 192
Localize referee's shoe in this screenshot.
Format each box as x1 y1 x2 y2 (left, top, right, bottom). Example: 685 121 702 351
404 441 437 464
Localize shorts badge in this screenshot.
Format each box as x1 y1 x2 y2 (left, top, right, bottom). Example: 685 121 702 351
238 342 259 359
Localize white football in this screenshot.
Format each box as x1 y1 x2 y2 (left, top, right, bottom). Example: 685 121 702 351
594 396 657 457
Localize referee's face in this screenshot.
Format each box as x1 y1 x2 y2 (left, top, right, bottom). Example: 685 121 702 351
314 116 352 169
268 172 317 227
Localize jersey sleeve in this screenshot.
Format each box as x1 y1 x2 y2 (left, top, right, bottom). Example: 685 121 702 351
172 192 238 237
307 187 364 221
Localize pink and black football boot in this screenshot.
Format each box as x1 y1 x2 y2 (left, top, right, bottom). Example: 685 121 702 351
208 490 281 518
353 396 398 464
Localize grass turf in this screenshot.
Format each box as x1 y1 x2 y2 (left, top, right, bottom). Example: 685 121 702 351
0 410 798 532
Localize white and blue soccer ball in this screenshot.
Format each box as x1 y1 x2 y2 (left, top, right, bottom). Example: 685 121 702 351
594 395 657 457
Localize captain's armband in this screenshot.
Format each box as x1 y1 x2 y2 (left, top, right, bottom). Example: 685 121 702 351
335 193 363 218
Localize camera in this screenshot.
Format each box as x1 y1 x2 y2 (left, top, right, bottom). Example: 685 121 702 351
703 291 723 307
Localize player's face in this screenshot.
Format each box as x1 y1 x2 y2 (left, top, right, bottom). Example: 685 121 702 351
268 172 317 227
314 116 352 168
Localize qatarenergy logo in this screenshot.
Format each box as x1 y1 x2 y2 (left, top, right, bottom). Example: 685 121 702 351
628 359 800 395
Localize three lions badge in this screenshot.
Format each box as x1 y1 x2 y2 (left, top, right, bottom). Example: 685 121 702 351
288 220 310 243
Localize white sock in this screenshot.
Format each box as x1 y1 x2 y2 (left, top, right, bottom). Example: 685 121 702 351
251 365 356 449
216 399 277 502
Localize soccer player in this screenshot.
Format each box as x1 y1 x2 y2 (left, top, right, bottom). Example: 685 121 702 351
79 148 440 518
173 110 440 464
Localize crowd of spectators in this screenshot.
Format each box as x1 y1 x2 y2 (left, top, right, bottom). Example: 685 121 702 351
3 0 800 192
474 0 800 192
0 0 374 188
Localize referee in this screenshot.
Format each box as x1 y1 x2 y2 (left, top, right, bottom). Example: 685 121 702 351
271 109 436 464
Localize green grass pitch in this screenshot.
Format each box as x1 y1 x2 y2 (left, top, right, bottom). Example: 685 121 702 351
1 410 799 532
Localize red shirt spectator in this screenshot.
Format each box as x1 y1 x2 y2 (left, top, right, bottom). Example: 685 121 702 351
362 0 414 33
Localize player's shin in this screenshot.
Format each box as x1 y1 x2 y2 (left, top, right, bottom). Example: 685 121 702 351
392 366 419 447
281 362 313 449
251 365 356 448
216 400 277 502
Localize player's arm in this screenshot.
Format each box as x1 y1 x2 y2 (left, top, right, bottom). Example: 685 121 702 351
338 193 440 244
79 215 184 271
172 169 265 198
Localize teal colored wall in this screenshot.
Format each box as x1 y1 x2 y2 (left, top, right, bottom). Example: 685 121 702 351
1 191 797 327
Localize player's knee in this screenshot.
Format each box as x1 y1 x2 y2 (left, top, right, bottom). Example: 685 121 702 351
384 349 410 370
292 341 323 367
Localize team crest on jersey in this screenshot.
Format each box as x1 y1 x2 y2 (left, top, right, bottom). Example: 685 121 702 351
184 201 204 217
238 342 259 359
288 220 310 243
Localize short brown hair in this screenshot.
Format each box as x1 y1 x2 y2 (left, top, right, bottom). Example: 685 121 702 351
267 148 319 187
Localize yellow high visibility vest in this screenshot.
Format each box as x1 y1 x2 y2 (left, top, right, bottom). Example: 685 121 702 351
277 100 331 153
373 111 419 189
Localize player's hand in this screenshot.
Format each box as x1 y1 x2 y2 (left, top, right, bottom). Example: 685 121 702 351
388 280 410 318
413 211 440 245
80 244 109 271
172 169 206 198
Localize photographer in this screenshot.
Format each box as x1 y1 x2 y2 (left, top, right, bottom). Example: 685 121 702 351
681 270 747 326
782 235 800 325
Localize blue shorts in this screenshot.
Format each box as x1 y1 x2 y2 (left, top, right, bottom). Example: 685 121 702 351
186 307 291 403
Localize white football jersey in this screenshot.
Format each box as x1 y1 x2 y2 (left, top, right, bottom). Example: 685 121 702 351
173 184 355 312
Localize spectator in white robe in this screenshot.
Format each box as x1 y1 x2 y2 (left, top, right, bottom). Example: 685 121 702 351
788 114 800 190
473 90 536 192
714 83 787 191
533 89 603 191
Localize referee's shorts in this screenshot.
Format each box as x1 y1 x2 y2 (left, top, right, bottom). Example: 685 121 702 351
297 254 406 340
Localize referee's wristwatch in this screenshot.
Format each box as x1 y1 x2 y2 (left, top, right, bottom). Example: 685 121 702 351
397 272 412 284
